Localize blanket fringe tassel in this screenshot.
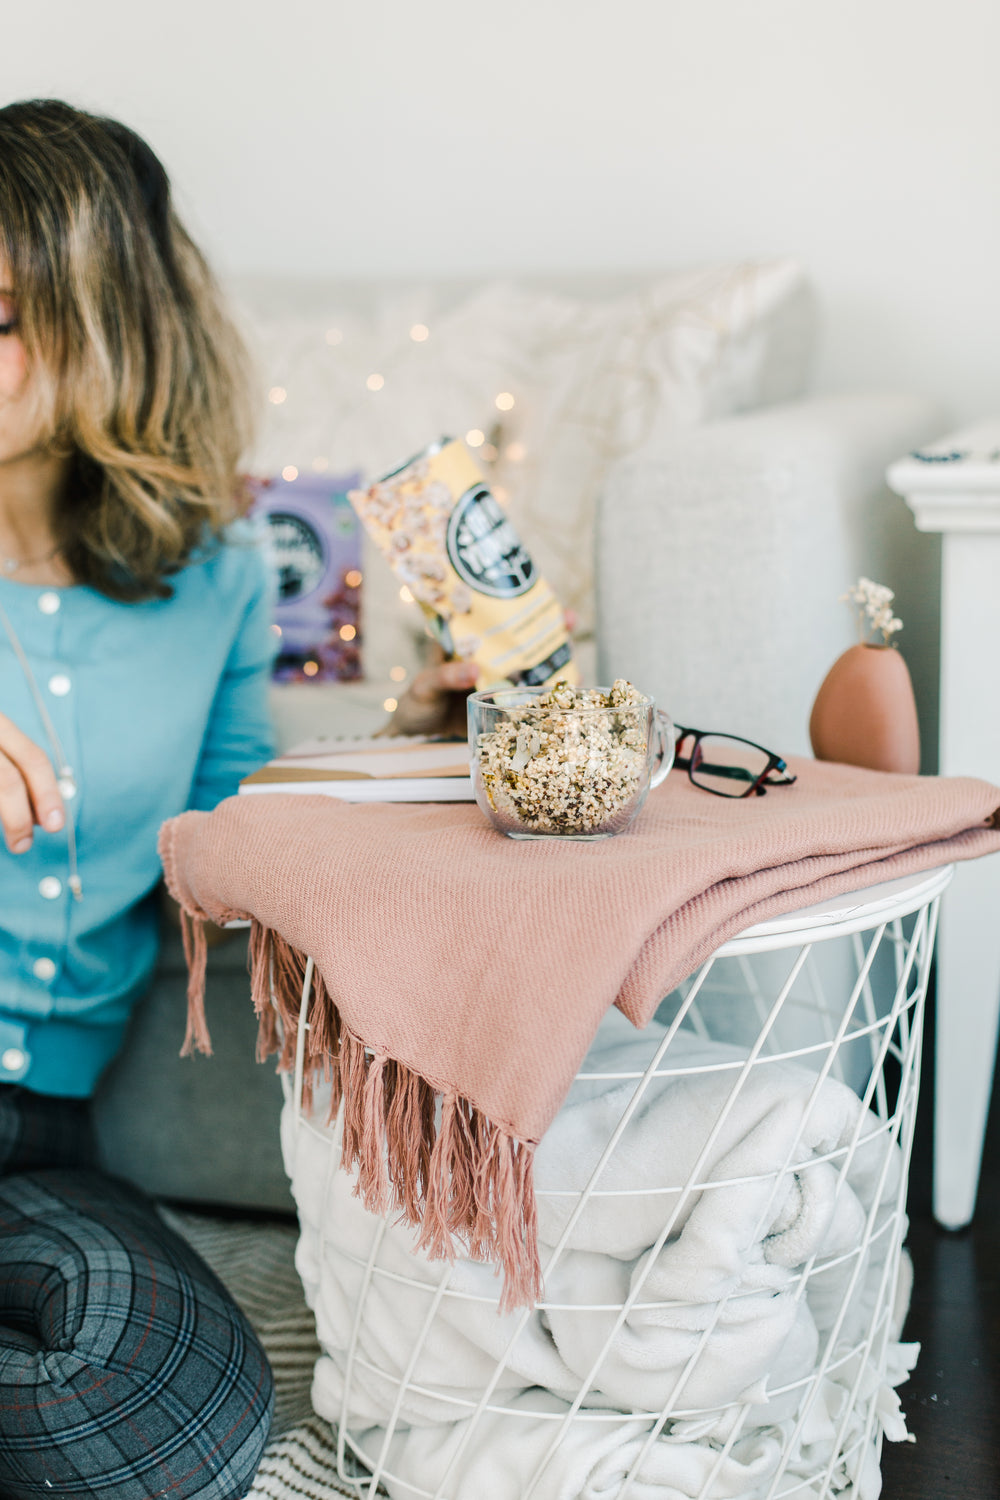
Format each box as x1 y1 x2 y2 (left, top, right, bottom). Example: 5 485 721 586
179 909 210 1058
183 919 543 1312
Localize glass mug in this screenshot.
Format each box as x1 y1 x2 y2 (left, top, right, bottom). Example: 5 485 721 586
468 687 675 840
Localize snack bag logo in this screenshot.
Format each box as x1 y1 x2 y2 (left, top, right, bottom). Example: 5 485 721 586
446 484 536 598
265 512 325 600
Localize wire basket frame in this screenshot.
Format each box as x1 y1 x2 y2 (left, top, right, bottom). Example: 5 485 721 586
279 866 950 1500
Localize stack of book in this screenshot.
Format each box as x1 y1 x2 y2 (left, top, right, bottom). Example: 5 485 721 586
239 735 473 802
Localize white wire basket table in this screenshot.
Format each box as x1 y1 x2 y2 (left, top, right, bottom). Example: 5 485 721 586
278 863 950 1500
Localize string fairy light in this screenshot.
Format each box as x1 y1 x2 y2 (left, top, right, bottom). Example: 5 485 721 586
399 585 415 604
389 665 407 682
339 624 356 641
265 319 529 513
383 696 398 712
345 569 363 588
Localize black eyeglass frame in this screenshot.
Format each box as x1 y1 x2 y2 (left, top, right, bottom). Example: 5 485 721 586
673 725 797 799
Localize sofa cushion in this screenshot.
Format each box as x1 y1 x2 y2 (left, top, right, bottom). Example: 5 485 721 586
93 929 291 1213
487 261 813 639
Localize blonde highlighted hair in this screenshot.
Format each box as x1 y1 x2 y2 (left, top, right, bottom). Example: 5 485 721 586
0 99 255 600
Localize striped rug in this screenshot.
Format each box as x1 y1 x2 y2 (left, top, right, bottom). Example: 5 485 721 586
161 1208 384 1499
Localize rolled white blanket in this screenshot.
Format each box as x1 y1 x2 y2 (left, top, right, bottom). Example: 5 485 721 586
353 1389 789 1500
348 1349 917 1500
282 1008 913 1497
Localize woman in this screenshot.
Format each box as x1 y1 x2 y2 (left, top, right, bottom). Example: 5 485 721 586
0 99 468 1499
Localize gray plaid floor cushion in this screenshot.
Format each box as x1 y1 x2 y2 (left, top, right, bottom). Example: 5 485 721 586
0 1174 273 1500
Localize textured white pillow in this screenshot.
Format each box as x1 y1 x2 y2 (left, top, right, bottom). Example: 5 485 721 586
484 260 814 635
232 263 813 682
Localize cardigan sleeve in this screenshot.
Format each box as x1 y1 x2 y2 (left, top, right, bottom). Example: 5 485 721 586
188 544 277 811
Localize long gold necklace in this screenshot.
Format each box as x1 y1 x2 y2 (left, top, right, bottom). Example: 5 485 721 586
0 594 82 899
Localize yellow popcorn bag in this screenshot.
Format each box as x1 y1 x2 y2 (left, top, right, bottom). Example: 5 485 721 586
350 438 578 690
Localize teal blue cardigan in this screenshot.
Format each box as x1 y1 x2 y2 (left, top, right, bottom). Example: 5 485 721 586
0 527 276 1096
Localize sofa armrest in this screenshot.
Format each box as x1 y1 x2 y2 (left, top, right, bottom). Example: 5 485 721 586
597 392 948 765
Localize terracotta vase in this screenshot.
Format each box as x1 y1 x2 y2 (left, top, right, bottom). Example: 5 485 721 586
809 643 920 774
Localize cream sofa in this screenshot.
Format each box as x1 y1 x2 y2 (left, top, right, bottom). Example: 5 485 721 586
93 266 945 1209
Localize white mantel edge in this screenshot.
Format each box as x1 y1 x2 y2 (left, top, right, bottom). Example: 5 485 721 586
886 473 1000 534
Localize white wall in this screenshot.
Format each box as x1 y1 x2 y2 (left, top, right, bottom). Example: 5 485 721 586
6 0 1000 426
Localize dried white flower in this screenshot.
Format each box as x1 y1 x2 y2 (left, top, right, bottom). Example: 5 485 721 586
841 577 904 645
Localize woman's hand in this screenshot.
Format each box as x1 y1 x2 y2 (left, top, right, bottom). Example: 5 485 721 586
0 712 65 853
384 653 480 738
384 613 578 739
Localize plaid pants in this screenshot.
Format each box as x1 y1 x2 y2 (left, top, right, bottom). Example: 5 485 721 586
0 1087 274 1499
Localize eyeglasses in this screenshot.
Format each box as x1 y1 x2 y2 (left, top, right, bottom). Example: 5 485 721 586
673 725 797 799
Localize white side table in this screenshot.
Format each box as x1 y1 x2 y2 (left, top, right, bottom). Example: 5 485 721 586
888 426 1000 1229
283 865 950 1500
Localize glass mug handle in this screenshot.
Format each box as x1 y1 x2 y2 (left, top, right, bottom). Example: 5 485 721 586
650 709 676 789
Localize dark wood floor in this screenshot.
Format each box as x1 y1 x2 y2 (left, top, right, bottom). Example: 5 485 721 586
881 985 1000 1498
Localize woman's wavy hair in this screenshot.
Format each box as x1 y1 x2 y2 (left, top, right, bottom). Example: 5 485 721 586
0 99 255 600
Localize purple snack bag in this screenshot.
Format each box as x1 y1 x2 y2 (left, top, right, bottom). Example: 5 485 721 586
251 472 363 682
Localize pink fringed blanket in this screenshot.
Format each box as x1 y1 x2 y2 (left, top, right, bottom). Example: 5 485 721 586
160 758 1000 1308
